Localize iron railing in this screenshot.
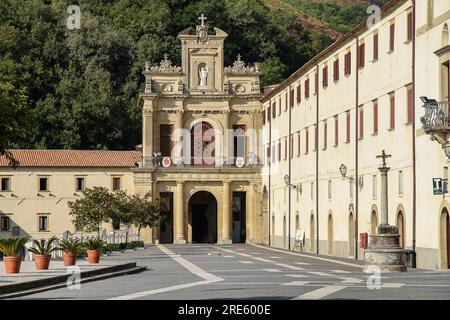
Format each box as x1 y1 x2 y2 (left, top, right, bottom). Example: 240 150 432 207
421 100 450 132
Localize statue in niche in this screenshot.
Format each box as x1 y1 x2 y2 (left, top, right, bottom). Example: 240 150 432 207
199 65 208 88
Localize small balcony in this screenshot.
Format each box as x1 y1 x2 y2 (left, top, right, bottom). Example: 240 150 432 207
421 99 450 144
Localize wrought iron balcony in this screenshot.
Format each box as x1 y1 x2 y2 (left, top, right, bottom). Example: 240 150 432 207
421 100 450 134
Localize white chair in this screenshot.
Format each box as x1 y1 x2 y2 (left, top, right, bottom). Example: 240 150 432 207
293 229 305 252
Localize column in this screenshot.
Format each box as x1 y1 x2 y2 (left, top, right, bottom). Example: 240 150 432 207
247 183 255 243
379 167 389 226
142 106 154 167
174 181 186 244
222 181 232 244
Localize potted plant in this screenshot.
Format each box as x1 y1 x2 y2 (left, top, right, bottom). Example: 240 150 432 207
28 236 58 270
58 238 82 266
83 238 105 264
0 237 29 273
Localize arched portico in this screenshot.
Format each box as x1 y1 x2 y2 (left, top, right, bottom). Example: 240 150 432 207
188 191 218 243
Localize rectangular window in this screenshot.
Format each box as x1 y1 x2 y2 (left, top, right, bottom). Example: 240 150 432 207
297 132 301 157
272 144 276 163
359 107 364 139
278 141 281 162
407 87 414 124
296 85 301 103
323 121 328 150
284 92 288 111
373 100 379 135
358 43 365 68
75 177 85 192
346 111 351 143
407 12 413 42
311 182 314 200
233 124 246 159
39 177 48 192
323 66 328 88
372 175 377 199
112 177 121 191
305 128 309 154
1 177 10 191
333 59 339 81
290 135 294 159
345 52 352 76
160 124 173 157
373 33 379 60
314 125 318 152
38 215 48 231
262 109 266 125
290 89 295 108
279 97 282 115
272 102 276 119
315 72 319 94
390 93 396 130
328 180 332 200
284 138 287 160
0 216 10 231
267 105 271 123
349 180 354 199
334 115 339 146
389 22 395 52
305 79 310 99
398 170 404 195
266 145 270 165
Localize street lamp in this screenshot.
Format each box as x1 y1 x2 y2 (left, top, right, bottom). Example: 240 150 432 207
339 164 348 178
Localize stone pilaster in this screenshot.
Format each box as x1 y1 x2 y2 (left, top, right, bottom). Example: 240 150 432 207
142 102 154 166
247 183 255 243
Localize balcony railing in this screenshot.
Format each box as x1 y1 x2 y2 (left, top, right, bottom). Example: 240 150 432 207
421 100 450 133
138 155 261 169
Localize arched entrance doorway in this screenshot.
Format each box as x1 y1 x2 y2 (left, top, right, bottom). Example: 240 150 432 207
188 191 217 243
440 208 450 269
397 211 405 249
348 213 355 257
191 121 215 166
328 214 333 255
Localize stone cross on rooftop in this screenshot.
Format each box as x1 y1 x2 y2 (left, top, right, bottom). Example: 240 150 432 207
376 150 391 168
198 14 207 26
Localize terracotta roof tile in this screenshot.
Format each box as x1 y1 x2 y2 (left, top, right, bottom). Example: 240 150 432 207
0 150 142 168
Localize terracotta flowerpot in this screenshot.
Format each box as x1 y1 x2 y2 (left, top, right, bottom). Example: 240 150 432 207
4 256 22 274
34 254 51 270
87 250 100 264
63 252 77 266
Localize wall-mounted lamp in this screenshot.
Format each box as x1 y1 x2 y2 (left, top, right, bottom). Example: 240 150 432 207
339 164 363 190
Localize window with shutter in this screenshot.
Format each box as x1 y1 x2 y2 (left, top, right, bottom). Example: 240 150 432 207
266 145 270 165
314 125 317 151
267 105 271 122
272 144 276 163
305 128 309 154
285 92 288 111
262 109 266 125
315 73 319 94
297 132 301 157
390 93 396 130
407 87 414 124
373 33 379 60
358 43 365 68
272 102 276 119
333 59 339 81
160 124 173 157
290 135 294 159
373 101 378 135
389 22 395 52
323 66 328 88
323 121 327 150
345 52 352 76
290 89 295 108
297 85 301 103
278 141 281 161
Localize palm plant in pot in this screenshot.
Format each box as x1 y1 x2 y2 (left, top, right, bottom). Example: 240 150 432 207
0 237 29 273
83 238 105 264
58 238 82 266
28 236 58 270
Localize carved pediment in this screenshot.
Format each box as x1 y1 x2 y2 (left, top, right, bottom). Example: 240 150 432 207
224 55 260 74
147 54 182 73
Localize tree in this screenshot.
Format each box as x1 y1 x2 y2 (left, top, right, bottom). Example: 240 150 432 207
68 187 115 234
0 82 32 166
128 193 164 240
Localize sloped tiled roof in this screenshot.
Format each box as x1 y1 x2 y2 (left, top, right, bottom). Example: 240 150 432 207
0 150 142 168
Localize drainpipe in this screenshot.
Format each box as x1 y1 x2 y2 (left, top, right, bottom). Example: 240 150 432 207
268 98 272 247
355 37 360 260
316 64 320 255
412 0 417 256
288 85 292 251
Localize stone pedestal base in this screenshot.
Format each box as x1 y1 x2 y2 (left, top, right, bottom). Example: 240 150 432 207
174 238 187 244
363 225 407 272
220 238 232 245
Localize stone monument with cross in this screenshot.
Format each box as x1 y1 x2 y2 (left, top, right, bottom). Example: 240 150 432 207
363 150 407 272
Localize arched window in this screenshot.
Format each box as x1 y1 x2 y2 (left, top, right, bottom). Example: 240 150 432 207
443 24 449 46
371 210 378 234
397 211 405 249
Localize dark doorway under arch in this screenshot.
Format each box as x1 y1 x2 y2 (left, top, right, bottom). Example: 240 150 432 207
189 191 217 243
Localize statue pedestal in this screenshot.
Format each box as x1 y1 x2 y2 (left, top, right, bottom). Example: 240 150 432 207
363 225 407 272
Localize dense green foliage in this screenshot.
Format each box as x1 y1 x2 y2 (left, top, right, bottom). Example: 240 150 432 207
0 0 364 151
